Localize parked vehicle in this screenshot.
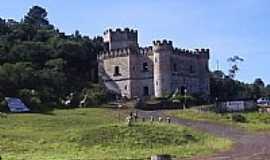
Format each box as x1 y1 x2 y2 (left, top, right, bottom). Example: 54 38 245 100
257 97 270 106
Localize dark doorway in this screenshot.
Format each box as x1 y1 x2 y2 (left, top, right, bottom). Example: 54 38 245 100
180 86 187 95
143 86 149 96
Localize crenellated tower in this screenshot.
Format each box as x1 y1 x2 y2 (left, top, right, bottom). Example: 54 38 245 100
98 28 210 99
153 40 173 97
103 28 138 51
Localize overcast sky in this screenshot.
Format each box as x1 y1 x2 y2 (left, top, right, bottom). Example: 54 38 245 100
1 0 270 84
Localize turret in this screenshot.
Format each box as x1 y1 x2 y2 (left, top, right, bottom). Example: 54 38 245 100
195 48 210 59
153 40 173 97
103 28 138 51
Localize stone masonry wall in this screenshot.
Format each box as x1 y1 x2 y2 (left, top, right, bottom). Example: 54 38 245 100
99 28 210 99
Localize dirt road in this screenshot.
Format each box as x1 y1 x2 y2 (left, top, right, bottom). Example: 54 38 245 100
136 110 270 160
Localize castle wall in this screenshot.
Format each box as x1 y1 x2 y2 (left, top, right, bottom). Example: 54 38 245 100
99 55 132 98
198 58 210 95
170 53 209 95
130 79 154 97
129 53 154 97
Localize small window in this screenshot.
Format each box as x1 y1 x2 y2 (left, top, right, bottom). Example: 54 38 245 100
189 65 194 73
113 66 120 76
124 85 127 90
143 62 149 72
155 58 158 63
156 81 158 86
143 86 149 96
173 63 177 72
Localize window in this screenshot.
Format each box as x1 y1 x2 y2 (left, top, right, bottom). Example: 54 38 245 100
173 63 177 72
156 81 158 86
189 65 194 73
113 66 120 76
155 58 158 63
124 85 128 90
143 62 149 72
143 86 149 96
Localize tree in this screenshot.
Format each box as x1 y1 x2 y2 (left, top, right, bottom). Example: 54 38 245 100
227 56 244 79
24 6 50 28
0 6 103 110
254 78 265 88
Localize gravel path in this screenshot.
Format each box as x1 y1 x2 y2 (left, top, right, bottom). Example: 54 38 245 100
136 110 270 160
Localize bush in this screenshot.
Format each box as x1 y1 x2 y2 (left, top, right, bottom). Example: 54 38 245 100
0 92 7 112
80 84 107 107
232 114 247 123
18 89 44 112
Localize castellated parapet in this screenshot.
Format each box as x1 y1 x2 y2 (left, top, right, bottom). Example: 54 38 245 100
173 48 210 59
103 28 138 35
153 40 173 51
103 28 138 50
98 28 210 99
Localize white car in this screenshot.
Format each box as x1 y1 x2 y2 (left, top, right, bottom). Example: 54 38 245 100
257 98 270 106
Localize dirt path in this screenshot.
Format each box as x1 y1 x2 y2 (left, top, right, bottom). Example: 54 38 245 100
136 110 270 160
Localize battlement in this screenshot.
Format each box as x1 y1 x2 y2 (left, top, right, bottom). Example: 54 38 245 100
103 28 138 50
103 28 138 35
98 48 131 59
153 40 173 52
195 48 210 54
153 40 173 46
173 48 210 59
98 46 154 60
139 46 153 56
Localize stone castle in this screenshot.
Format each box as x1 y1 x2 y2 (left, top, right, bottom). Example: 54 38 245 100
98 28 210 99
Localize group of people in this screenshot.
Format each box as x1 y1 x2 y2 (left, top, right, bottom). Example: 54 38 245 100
126 111 171 126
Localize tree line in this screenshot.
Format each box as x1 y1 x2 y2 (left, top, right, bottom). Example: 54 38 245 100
0 6 106 111
210 70 270 102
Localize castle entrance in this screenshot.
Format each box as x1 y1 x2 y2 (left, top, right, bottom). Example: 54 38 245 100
143 86 149 96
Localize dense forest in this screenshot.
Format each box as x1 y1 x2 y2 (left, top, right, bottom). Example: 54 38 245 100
0 6 105 111
0 6 269 112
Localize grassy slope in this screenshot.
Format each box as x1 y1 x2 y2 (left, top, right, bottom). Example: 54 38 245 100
0 108 231 160
168 109 270 132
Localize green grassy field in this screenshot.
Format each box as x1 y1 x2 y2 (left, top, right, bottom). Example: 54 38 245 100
0 108 231 160
168 109 270 132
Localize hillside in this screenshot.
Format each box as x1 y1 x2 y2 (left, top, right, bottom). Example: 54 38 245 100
0 108 231 159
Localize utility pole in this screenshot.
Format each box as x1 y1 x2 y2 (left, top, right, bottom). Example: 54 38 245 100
216 60 220 71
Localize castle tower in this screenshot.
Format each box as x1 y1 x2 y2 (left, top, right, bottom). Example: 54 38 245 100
153 40 173 97
103 28 138 50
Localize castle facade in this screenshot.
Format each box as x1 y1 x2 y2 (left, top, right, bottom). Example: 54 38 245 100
98 28 210 98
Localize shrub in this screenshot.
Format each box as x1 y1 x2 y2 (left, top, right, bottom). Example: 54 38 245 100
0 92 7 112
80 84 107 107
232 113 247 123
18 89 43 112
